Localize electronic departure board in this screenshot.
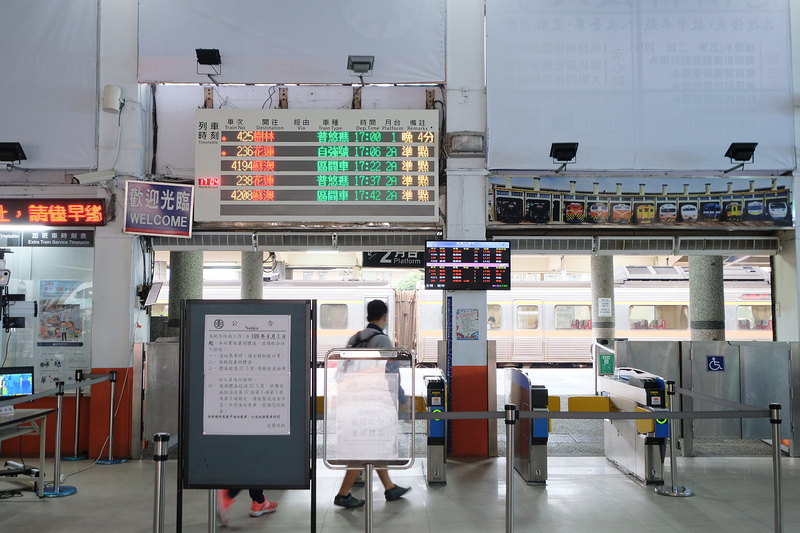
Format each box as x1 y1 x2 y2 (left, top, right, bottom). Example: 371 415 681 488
425 241 511 290
194 109 439 223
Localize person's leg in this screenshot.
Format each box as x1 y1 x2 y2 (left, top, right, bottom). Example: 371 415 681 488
337 469 360 497
216 489 238 525
378 469 410 501
248 488 278 517
333 469 365 508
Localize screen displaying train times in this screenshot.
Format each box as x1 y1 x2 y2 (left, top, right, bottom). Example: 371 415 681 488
194 109 439 223
425 241 511 290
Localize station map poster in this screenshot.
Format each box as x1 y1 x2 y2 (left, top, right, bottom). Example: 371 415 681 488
181 300 313 490
194 109 439 223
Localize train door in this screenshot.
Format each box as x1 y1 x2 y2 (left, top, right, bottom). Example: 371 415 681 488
512 299 544 363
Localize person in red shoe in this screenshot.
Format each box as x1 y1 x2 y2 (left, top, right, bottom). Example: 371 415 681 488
216 489 277 525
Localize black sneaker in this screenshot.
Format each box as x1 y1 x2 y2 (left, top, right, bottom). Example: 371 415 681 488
334 493 365 508
384 485 410 501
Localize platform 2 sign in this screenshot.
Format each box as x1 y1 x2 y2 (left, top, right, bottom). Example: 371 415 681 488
194 109 439 223
362 251 424 268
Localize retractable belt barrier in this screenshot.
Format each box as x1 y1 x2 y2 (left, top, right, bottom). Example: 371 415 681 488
414 393 784 533
0 372 116 499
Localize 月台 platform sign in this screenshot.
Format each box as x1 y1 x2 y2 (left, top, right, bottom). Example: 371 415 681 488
194 109 439 223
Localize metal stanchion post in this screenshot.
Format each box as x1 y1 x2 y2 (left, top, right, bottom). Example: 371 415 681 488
770 404 783 533
209 489 217 533
153 433 169 533
656 381 693 497
43 381 77 497
63 370 86 461
505 404 518 533
98 370 126 464
364 463 373 533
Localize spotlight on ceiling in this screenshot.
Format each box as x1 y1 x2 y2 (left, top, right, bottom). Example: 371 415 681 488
724 142 757 173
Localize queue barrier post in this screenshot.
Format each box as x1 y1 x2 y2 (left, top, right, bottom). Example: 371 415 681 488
97 370 126 465
43 381 77 497
655 380 693 498
63 369 86 461
770 404 783 533
153 432 169 533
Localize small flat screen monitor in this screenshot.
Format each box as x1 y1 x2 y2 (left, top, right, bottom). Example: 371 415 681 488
425 240 511 290
0 366 34 415
144 281 163 307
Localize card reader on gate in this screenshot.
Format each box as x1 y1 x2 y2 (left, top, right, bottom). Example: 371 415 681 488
613 367 666 408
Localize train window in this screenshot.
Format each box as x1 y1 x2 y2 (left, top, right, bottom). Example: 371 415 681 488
319 303 348 329
736 305 772 330
487 305 501 329
516 305 539 329
554 305 591 329
628 305 688 329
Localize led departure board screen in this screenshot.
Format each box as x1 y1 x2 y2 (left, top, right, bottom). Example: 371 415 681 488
425 241 511 290
195 109 439 223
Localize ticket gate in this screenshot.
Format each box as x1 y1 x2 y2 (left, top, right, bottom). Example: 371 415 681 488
506 369 549 484
600 367 669 484
424 375 446 484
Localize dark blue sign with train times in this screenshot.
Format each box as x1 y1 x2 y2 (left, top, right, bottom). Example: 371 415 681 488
124 182 194 237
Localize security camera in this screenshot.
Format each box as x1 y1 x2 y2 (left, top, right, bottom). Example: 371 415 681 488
73 169 116 184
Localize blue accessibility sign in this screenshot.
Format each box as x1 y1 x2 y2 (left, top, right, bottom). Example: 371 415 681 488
706 355 725 372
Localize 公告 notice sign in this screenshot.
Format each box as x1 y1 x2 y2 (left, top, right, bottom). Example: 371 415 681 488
124 181 194 237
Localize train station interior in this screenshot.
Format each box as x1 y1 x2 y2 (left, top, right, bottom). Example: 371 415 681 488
2 1 800 531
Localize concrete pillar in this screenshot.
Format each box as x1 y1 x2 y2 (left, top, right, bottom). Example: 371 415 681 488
241 251 264 299
591 255 615 341
444 0 490 457
689 256 725 341
167 251 203 335
772 233 797 341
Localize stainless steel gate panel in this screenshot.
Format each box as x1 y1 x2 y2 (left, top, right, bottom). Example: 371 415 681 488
143 338 180 446
614 341 681 384
691 342 741 438
741 342 791 440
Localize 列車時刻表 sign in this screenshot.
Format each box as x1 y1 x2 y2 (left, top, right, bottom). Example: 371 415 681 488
194 109 439 223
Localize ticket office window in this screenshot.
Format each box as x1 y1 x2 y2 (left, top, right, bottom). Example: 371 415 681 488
736 305 772 330
487 304 501 329
554 305 591 329
2 244 94 389
628 305 688 330
515 305 539 329
319 303 348 329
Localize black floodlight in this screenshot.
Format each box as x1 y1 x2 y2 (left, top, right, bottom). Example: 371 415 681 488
347 55 374 75
550 142 579 173
724 142 757 173
196 48 221 85
196 48 221 66
0 143 26 163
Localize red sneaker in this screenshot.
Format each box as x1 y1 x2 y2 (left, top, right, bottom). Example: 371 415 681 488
249 500 278 517
216 490 235 525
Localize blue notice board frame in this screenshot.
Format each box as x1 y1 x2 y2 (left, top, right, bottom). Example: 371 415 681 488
179 299 314 490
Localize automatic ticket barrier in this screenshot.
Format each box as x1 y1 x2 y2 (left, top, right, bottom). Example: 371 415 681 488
506 369 549 484
424 374 446 484
600 367 669 485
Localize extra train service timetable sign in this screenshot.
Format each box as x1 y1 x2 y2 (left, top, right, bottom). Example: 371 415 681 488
194 109 439 223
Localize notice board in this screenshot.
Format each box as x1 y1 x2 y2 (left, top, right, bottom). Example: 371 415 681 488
180 299 313 489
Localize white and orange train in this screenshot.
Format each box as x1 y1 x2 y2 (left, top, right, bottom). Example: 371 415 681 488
162 265 773 365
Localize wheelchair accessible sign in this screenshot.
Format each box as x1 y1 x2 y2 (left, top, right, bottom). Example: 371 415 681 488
706 356 725 372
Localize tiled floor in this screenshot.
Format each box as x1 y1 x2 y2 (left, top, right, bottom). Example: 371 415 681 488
0 454 797 532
